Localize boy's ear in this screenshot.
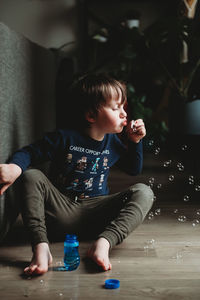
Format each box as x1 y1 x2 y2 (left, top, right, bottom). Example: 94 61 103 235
85 111 96 123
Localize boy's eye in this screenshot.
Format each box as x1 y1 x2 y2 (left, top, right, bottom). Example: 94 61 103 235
112 104 124 111
113 105 122 110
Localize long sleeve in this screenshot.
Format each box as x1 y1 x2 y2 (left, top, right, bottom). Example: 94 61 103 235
8 131 64 172
116 139 143 176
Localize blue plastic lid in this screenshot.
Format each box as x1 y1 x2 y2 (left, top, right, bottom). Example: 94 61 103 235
105 279 120 289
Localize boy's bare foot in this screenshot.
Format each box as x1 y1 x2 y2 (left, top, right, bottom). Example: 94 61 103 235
87 237 112 271
24 242 53 275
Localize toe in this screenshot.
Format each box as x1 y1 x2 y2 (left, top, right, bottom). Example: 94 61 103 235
34 265 48 275
24 267 30 274
95 256 109 271
24 265 37 275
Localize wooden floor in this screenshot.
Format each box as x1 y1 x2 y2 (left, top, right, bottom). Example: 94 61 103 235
1 150 200 300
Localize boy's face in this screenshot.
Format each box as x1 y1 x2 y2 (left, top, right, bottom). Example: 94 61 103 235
93 88 127 134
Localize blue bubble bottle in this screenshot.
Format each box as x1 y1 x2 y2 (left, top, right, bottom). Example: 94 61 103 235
64 234 80 271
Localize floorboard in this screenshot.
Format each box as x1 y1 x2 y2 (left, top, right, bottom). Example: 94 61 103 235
1 151 200 299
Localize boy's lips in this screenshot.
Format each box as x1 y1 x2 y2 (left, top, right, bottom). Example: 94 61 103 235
122 120 127 126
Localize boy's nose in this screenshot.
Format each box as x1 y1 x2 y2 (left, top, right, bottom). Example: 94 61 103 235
120 108 127 118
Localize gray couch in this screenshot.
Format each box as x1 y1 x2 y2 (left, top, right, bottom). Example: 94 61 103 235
0 22 56 241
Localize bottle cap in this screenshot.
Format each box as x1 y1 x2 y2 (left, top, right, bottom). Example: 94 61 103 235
65 234 78 242
104 279 120 289
64 234 79 247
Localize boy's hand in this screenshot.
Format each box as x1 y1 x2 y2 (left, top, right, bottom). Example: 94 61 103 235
126 119 146 143
0 164 22 195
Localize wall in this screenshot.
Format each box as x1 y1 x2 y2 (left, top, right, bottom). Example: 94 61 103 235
0 0 171 55
0 0 78 53
86 0 171 34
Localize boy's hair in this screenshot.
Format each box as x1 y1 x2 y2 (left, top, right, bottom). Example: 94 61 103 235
68 73 127 129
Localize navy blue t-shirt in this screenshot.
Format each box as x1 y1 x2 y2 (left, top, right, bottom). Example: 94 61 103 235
9 129 143 198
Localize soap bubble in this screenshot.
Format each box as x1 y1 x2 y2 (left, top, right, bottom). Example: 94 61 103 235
146 239 155 247
189 180 194 185
169 175 175 182
192 219 200 227
163 160 172 167
183 195 190 202
178 165 184 171
178 215 187 222
177 162 184 171
123 196 128 203
157 183 162 189
150 238 155 244
144 239 155 251
148 177 155 185
196 209 200 215
148 140 154 146
172 252 183 259
40 280 44 284
195 185 200 192
148 177 155 188
188 175 194 185
181 144 188 151
173 209 179 214
155 208 161 216
154 147 160 155
148 211 154 220
59 293 63 296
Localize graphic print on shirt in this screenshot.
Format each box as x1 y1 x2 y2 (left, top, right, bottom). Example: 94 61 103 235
64 178 80 190
79 193 89 199
99 174 105 189
66 153 72 163
91 157 100 173
103 157 109 170
76 156 87 171
71 178 79 188
62 142 113 195
84 177 94 190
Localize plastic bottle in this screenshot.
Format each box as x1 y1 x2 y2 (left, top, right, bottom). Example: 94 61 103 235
64 234 80 271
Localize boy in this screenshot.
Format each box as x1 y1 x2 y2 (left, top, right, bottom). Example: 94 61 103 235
0 73 153 275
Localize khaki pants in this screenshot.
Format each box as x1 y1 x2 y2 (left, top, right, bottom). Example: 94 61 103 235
20 169 154 248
